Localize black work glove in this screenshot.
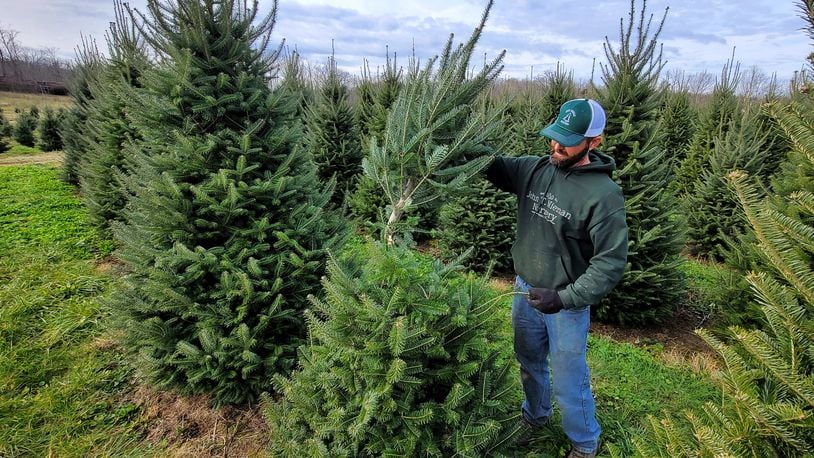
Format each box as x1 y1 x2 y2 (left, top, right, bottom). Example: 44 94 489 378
527 287 564 314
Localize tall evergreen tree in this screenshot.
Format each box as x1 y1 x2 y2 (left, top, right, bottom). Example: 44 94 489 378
349 53 404 229
659 77 696 167
79 0 149 232
633 5 814 453
674 56 741 197
596 0 687 325
356 50 402 143
61 37 102 185
301 53 362 208
111 0 347 405
684 104 773 259
277 49 313 122
266 3 521 455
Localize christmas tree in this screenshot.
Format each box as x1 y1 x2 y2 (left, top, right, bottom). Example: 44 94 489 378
266 2 522 454
301 52 362 208
658 75 696 168
61 37 102 185
596 0 687 324
12 110 37 147
674 56 741 198
111 0 347 405
79 0 148 232
38 108 64 152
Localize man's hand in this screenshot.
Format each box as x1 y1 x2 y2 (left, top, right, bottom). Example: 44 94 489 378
526 287 564 314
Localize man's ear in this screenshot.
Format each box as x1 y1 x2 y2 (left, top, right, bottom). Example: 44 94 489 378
590 136 603 149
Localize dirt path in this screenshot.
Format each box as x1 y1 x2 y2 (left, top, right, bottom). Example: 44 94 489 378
0 151 64 166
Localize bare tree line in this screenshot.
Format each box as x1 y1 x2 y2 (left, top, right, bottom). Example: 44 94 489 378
0 24 73 93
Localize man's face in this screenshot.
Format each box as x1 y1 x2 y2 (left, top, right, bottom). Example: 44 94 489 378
549 138 591 169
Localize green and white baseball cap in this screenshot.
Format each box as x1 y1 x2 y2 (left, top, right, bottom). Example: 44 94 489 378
539 98 606 147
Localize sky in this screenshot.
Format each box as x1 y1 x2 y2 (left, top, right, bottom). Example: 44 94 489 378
1 0 811 85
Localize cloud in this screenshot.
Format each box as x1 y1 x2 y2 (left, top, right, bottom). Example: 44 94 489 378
0 0 809 82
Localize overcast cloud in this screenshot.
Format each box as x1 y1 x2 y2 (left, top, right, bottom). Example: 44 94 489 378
1 0 810 83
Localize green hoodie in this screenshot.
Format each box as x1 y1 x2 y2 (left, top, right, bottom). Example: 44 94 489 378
485 151 628 308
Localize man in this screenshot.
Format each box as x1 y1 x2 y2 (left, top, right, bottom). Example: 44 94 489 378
484 98 628 458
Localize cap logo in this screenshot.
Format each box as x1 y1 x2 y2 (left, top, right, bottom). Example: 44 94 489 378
561 109 576 126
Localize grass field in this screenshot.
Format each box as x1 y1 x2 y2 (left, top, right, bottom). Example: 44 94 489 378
0 91 72 123
0 165 144 456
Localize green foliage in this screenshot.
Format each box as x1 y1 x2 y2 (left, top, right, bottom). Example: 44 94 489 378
349 52 405 229
684 105 774 260
0 137 9 154
79 0 148 233
356 51 402 142
302 57 362 207
278 50 313 121
436 177 515 273
595 0 687 325
362 1 505 245
12 110 38 147
61 37 103 185
0 165 139 456
770 91 814 202
634 172 814 457
633 25 814 447
266 240 521 457
659 87 696 166
111 0 348 405
674 57 741 197
37 107 64 152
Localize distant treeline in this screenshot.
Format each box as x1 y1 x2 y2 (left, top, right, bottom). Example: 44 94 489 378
0 25 73 94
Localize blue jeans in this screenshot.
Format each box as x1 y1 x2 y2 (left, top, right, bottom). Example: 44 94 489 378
512 276 600 454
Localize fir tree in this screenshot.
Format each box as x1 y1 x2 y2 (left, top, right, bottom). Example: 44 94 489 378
634 5 814 451
436 177 516 273
61 37 102 185
356 50 402 142
301 53 362 208
684 104 773 260
596 0 687 325
267 241 520 456
659 77 696 167
37 107 64 152
266 3 521 454
79 0 148 232
12 111 37 147
278 49 312 122
674 56 741 197
349 53 404 230
111 0 347 405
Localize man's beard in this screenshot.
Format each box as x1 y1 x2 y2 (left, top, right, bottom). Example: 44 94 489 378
550 144 591 169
